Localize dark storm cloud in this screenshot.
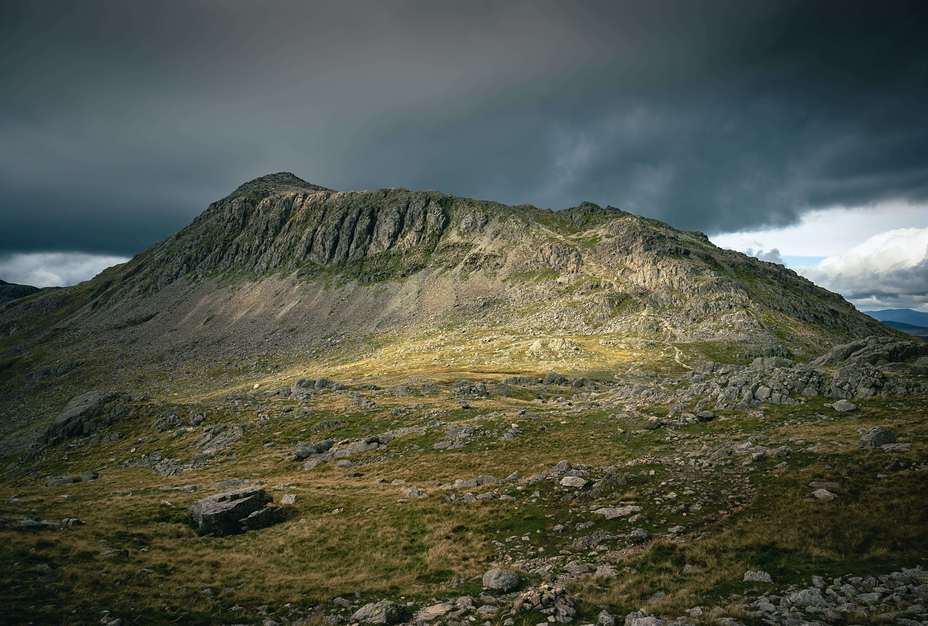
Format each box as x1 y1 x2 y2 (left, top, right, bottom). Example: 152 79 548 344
1 0 927 256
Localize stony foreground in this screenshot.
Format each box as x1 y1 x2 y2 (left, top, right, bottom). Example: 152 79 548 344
1 335 926 625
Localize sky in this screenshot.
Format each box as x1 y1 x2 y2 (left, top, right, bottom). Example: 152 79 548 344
0 1 926 310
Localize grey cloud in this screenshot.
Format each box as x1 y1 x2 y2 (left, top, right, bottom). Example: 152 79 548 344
745 248 784 265
1 1 927 257
0 252 129 287
803 259 928 312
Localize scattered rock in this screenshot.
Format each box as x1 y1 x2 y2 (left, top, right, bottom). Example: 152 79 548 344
46 471 98 487
593 505 641 519
624 611 664 626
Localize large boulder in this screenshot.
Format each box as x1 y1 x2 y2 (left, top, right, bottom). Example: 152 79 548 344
44 391 129 445
190 487 280 535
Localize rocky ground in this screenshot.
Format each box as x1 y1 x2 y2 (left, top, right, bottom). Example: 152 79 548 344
1 334 926 625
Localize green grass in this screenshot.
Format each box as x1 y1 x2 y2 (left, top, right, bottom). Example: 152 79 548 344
2 367 926 624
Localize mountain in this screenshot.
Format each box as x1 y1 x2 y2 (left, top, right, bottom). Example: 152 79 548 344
0 172 890 422
881 320 928 338
867 308 928 326
0 279 39 304
1 173 927 625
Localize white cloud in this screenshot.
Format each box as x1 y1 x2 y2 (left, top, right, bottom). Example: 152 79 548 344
0 252 129 287
711 201 928 312
799 228 928 312
711 201 928 257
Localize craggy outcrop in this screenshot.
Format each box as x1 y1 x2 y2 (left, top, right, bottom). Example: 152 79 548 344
43 391 130 445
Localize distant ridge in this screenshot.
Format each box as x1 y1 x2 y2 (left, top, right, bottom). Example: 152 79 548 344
867 308 928 327
0 279 39 304
880 320 928 338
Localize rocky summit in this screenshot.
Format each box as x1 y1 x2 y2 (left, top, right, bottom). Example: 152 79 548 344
0 174 926 625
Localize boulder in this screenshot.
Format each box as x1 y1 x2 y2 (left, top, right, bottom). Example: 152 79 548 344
787 587 828 608
290 378 313 399
860 426 896 448
190 487 279 535
811 488 837 502
414 602 454 622
350 600 407 624
831 399 857 412
559 476 589 489
743 570 773 583
294 439 334 460
482 567 521 592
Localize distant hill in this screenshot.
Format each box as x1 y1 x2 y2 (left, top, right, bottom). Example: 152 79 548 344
867 308 928 327
0 279 39 304
881 320 928 338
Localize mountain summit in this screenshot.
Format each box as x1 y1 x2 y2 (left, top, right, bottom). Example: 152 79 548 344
83 173 883 351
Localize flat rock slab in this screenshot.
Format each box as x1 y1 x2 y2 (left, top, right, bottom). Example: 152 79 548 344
190 487 280 535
